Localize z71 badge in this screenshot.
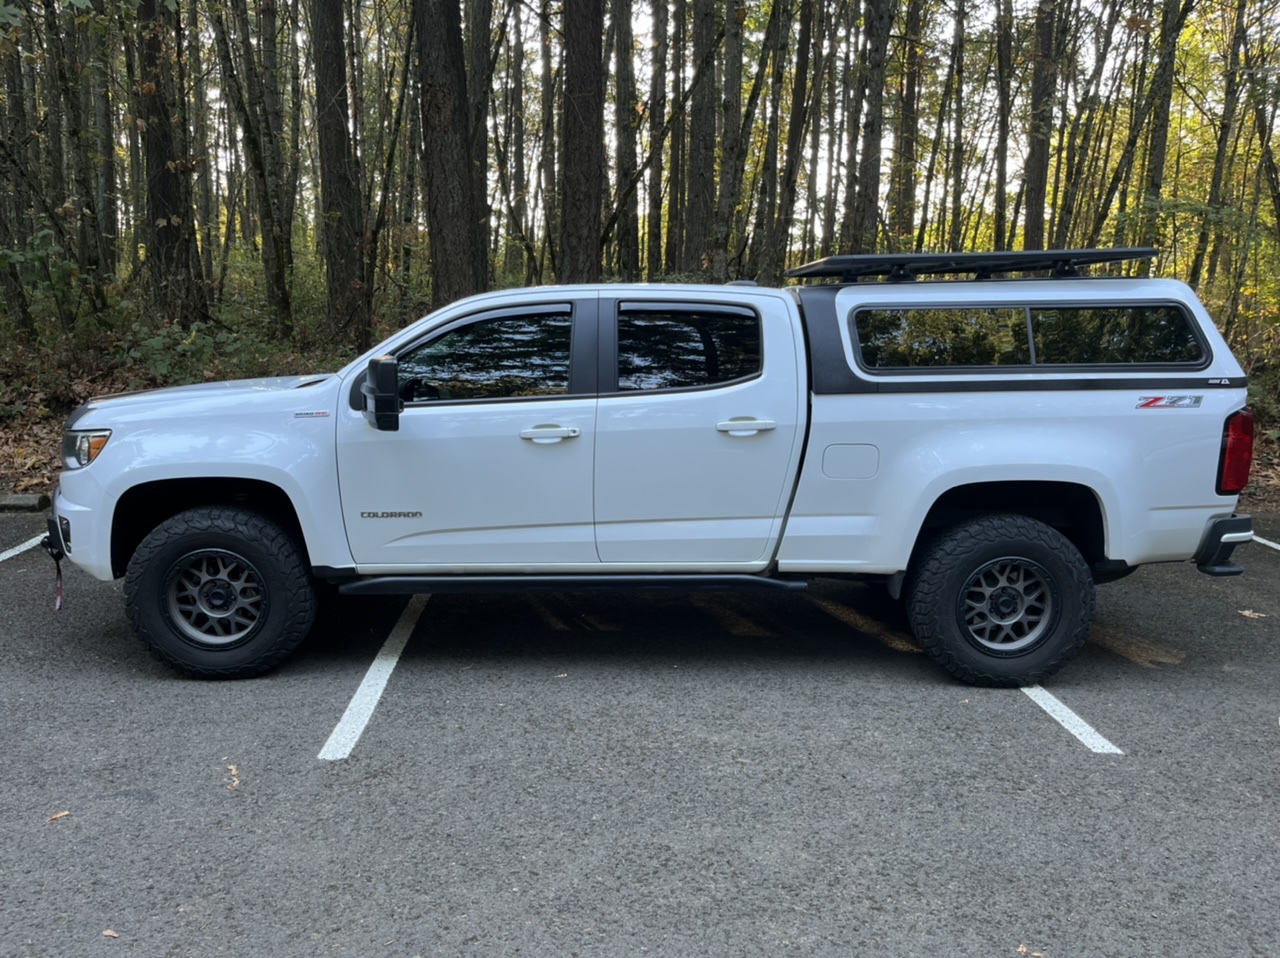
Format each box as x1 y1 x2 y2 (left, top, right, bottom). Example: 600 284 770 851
1136 396 1203 409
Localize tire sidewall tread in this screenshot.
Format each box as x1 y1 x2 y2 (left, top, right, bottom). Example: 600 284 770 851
124 506 316 679
906 513 1096 687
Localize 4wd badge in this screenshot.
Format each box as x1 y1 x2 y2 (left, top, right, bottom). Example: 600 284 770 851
1136 396 1203 409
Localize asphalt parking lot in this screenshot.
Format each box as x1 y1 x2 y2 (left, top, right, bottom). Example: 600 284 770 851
2 508 1278 957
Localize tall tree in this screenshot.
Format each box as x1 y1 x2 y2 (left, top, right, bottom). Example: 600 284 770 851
993 0 1013 251
710 0 745 282
138 0 204 325
209 0 294 335
645 0 668 278
310 0 368 346
847 0 893 253
613 0 641 280
416 0 488 305
560 0 604 282
683 0 716 271
888 0 925 251
1023 0 1058 250
1137 0 1195 270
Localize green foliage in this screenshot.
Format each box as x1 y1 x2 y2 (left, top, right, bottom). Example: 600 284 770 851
1248 369 1280 440
0 378 26 421
120 320 223 381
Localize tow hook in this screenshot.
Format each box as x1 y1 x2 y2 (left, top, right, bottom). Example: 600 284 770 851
42 518 65 610
41 534 65 564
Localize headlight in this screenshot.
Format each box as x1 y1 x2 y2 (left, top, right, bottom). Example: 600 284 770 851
62 429 112 469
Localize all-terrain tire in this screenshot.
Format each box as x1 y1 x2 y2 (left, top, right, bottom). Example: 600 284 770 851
905 513 1095 687
124 507 316 679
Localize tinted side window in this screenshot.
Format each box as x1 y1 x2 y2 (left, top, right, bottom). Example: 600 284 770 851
855 307 1031 368
1031 305 1203 364
398 311 573 401
615 306 761 391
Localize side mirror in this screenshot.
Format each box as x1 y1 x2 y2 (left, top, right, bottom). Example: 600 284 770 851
361 355 402 431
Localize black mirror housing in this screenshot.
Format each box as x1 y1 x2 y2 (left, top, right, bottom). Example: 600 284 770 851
361 355 402 431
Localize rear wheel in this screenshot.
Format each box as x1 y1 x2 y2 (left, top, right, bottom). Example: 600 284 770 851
906 514 1095 687
125 507 316 678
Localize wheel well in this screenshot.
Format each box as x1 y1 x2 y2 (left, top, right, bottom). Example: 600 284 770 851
914 481 1106 568
111 478 307 579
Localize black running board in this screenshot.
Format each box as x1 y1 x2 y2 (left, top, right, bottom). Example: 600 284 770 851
338 574 809 596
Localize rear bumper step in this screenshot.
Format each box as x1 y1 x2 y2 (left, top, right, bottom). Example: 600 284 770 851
1194 514 1253 576
337 574 809 596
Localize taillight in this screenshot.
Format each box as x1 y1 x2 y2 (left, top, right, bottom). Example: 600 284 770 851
1217 408 1254 495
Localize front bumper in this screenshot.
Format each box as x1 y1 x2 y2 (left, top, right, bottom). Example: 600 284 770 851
1193 514 1253 576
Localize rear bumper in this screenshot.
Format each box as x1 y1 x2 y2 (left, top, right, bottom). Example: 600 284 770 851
1193 514 1253 576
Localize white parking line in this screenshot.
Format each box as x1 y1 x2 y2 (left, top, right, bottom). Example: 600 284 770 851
1022 685 1124 754
0 534 46 564
1252 534 1280 553
318 595 429 761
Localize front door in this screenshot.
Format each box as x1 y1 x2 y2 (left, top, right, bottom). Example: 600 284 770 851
337 300 599 569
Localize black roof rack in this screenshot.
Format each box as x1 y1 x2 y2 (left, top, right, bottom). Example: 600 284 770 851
784 247 1157 283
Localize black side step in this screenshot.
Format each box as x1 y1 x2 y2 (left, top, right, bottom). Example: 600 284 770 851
338 574 809 596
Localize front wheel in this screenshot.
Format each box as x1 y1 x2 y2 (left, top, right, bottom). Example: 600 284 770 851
905 514 1095 687
125 507 316 679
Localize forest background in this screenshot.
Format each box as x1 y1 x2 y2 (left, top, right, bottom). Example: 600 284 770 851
2 0 1280 495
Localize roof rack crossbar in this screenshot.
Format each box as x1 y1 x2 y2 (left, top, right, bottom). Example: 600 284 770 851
784 247 1156 283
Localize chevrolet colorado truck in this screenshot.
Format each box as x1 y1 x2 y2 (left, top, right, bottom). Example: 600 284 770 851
43 248 1255 686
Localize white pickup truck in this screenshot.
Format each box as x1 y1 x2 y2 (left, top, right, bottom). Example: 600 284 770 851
43 249 1255 686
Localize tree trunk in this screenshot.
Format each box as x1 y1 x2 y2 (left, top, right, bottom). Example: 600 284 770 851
947 0 965 252
311 0 370 347
559 0 604 282
467 0 495 278
1188 0 1245 288
417 0 489 305
711 0 745 281
138 0 204 325
773 0 817 267
209 0 293 335
538 2 560 279
993 0 1012 250
848 0 892 253
1023 0 1056 250
645 0 668 278
613 0 641 280
1137 0 1192 272
188 0 213 287
683 0 716 273
748 0 786 281
887 0 923 251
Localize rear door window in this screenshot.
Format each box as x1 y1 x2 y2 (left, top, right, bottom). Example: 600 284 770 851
614 305 761 391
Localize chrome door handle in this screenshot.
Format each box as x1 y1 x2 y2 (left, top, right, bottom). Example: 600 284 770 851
520 425 581 443
716 418 777 436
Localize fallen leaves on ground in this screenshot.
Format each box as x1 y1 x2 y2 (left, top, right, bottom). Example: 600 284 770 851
0 416 61 498
1239 609 1268 619
46 810 70 822
102 930 119 938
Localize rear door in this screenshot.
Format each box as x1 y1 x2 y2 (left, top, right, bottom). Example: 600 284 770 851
593 295 805 565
